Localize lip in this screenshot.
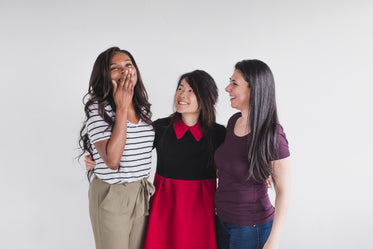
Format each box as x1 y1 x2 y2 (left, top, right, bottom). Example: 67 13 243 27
177 100 188 105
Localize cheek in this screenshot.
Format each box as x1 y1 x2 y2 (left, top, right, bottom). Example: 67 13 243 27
243 92 250 104
192 97 199 111
133 70 138 82
111 71 119 80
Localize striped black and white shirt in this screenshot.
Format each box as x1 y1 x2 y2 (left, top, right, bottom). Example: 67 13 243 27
86 103 154 184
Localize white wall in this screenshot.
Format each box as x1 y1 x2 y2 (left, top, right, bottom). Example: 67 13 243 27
1 0 372 248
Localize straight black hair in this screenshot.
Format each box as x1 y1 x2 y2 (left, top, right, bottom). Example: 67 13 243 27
235 59 279 183
172 70 218 168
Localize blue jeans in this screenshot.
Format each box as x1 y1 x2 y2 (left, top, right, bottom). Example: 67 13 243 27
216 216 273 249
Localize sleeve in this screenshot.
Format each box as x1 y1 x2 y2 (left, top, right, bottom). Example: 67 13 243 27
153 117 171 150
214 124 226 148
275 124 290 160
153 119 160 150
86 104 113 144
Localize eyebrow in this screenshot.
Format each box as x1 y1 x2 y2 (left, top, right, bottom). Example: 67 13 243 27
110 59 131 66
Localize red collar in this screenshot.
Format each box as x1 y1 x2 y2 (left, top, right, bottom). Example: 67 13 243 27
173 119 203 142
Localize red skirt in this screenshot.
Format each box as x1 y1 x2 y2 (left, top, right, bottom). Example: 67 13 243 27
143 173 217 249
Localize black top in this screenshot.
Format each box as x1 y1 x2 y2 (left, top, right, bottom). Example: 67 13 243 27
154 117 226 180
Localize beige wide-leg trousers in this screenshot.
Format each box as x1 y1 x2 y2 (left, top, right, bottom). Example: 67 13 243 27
88 176 155 249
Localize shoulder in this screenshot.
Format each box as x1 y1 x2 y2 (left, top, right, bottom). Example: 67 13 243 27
87 102 99 114
212 123 226 144
275 123 290 159
276 124 288 140
229 112 241 120
153 117 172 146
227 112 241 127
213 123 226 134
87 101 113 115
154 117 171 128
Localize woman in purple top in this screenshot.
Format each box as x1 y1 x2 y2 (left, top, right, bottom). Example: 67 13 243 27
214 59 291 249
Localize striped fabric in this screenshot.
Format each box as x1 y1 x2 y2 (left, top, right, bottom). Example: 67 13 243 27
86 103 154 184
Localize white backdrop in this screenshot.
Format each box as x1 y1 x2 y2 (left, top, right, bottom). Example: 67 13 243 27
1 0 372 248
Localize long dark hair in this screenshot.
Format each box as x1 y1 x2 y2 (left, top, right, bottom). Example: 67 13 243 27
235 60 279 183
172 70 218 167
79 47 152 179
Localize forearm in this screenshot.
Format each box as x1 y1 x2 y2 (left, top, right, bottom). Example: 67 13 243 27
267 190 290 244
265 157 291 248
102 109 128 169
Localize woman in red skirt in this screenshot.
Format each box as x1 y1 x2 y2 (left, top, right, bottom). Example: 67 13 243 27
143 70 225 249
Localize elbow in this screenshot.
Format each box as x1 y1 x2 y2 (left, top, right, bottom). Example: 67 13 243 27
104 158 121 170
107 163 120 170
275 189 291 205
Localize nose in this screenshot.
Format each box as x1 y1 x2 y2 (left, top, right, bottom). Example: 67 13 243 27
178 90 187 98
225 84 231 92
121 68 129 74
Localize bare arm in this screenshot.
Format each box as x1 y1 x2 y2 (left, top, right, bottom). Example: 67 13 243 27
263 156 291 249
93 70 135 170
94 109 128 170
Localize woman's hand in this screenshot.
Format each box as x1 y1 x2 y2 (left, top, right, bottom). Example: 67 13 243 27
112 69 136 112
84 155 96 171
266 175 273 188
263 240 279 249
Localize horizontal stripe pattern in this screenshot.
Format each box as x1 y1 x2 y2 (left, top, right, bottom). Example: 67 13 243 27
86 103 154 184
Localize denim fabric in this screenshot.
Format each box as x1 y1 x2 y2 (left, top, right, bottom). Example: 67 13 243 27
216 216 273 249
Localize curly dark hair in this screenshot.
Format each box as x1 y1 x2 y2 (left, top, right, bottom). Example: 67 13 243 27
79 47 152 180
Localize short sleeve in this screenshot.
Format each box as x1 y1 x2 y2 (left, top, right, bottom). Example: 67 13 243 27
275 124 290 160
153 117 171 150
214 123 226 147
86 103 114 144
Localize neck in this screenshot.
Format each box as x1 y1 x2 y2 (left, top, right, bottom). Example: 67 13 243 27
181 113 199 127
239 109 251 131
240 108 250 121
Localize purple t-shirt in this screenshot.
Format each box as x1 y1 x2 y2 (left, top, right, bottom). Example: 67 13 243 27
215 112 290 226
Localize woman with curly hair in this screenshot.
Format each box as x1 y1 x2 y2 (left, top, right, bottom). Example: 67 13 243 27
79 47 155 249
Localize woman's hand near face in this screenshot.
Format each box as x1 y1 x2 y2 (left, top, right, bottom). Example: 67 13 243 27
90 53 137 170
93 71 135 170
112 69 136 112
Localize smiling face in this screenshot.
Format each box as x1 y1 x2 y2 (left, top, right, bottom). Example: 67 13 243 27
110 52 137 85
225 69 251 111
174 79 200 116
